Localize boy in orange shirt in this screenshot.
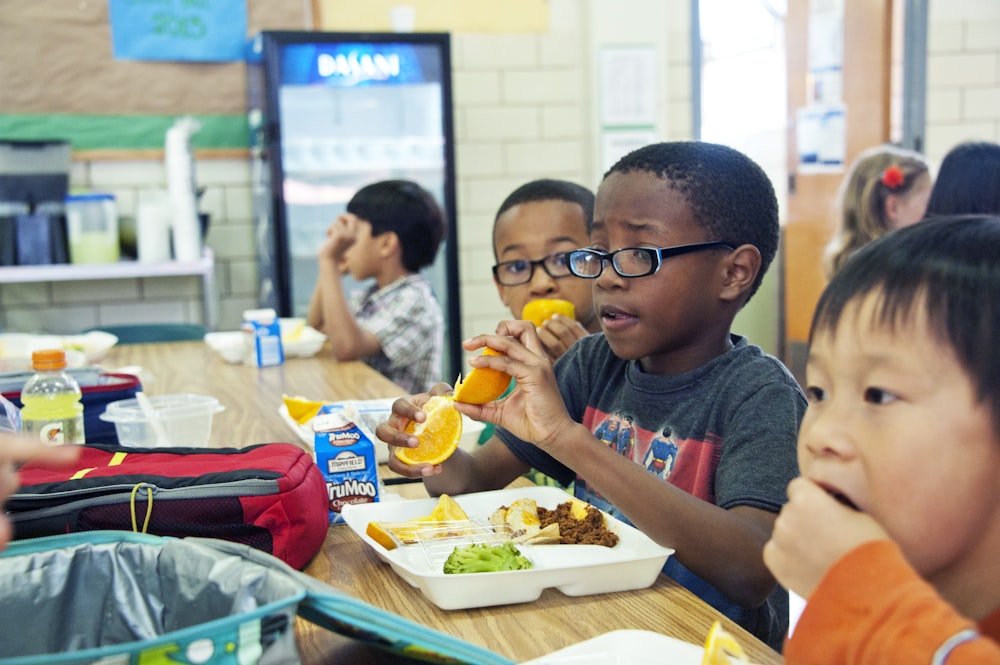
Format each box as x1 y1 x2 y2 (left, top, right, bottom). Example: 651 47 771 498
764 214 1000 662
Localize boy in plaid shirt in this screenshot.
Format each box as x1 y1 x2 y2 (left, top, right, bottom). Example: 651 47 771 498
307 180 446 393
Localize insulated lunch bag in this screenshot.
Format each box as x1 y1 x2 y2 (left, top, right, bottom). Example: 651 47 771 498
6 442 328 569
0 531 512 665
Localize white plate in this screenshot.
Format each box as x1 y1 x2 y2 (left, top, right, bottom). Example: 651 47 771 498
522 629 735 665
0 332 117 370
278 400 486 464
341 486 673 610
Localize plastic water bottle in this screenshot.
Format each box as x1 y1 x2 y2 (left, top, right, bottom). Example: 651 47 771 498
20 349 85 445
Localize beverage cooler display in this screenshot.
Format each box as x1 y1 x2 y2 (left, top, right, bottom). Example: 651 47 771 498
247 31 460 381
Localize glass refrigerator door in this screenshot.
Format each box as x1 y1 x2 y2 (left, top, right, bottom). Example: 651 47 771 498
263 35 459 380
279 82 448 317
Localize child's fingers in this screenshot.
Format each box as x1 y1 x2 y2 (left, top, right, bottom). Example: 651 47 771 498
1 434 81 467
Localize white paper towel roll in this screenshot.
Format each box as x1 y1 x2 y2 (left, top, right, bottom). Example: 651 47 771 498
165 117 202 262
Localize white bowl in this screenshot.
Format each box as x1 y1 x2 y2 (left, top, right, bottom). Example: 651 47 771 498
204 322 326 364
203 331 245 364
100 393 224 447
279 318 326 357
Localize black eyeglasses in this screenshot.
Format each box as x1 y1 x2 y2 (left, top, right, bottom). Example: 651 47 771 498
492 251 574 286
566 241 734 279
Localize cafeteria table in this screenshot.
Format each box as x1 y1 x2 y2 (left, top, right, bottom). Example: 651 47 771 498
101 341 784 664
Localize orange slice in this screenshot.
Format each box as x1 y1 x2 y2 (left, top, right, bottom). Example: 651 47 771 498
365 521 399 550
427 493 470 521
453 348 511 405
282 394 329 425
701 621 748 665
521 298 575 327
397 396 464 465
365 495 470 550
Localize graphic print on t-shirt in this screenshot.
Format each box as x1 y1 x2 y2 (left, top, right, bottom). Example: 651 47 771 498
575 407 720 522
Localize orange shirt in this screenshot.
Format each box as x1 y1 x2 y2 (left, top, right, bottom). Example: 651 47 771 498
786 540 1000 664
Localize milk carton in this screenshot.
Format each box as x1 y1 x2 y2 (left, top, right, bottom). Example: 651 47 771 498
312 405 381 524
241 308 284 367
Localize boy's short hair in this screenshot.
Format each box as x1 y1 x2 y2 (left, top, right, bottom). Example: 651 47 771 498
606 142 779 302
347 179 446 272
812 214 1000 436
492 179 595 257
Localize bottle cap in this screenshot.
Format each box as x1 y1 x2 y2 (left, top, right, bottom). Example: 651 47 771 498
31 349 67 371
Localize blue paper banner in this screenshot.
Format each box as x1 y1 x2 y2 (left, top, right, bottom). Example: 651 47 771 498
109 0 248 62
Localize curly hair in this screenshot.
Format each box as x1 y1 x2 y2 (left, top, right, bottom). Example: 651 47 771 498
606 141 779 303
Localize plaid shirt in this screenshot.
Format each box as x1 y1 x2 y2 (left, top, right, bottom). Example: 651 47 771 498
350 273 443 393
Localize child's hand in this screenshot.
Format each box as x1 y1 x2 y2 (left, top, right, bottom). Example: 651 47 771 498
376 383 454 478
456 320 574 451
535 315 589 362
763 477 889 598
1 435 81 551
319 213 361 263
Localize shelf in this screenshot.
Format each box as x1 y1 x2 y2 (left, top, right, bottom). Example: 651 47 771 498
0 248 217 328
0 249 213 283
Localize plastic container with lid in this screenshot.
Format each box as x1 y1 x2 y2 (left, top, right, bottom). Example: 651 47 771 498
20 349 85 444
65 193 120 264
99 393 223 447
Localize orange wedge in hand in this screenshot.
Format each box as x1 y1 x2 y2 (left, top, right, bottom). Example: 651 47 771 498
701 620 748 665
397 396 464 466
521 298 575 327
452 347 511 405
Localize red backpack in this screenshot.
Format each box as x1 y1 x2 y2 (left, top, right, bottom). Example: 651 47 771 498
7 442 329 569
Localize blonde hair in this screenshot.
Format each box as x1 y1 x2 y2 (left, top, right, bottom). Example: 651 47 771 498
823 145 930 279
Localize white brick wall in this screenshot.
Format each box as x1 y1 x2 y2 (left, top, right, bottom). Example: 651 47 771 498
925 2 1000 160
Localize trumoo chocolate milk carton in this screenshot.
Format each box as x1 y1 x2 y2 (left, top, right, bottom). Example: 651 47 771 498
312 405 382 524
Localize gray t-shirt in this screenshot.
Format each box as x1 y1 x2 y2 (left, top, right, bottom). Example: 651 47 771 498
498 333 805 649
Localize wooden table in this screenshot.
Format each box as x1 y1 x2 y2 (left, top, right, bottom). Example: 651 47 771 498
101 342 784 665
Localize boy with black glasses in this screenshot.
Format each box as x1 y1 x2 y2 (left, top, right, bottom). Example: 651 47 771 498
490 179 600 362
379 142 804 650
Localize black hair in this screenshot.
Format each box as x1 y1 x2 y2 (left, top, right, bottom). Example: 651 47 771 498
925 141 1000 217
492 179 595 259
605 141 779 302
346 179 446 272
811 214 1000 436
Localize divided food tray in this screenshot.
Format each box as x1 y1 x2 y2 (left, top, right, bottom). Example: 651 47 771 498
341 485 674 610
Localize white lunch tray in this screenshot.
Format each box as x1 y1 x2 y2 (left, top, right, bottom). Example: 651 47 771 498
341 485 673 610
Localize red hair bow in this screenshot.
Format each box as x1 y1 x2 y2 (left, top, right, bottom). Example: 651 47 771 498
881 165 905 189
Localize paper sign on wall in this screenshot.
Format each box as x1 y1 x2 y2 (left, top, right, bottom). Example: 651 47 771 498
109 0 248 62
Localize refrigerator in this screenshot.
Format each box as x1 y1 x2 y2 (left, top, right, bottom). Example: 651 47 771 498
247 31 461 381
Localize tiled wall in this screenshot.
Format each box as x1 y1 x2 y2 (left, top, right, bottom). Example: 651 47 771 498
3 0 997 362
925 0 1000 161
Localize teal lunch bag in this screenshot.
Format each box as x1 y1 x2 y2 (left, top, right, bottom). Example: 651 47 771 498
0 531 513 665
